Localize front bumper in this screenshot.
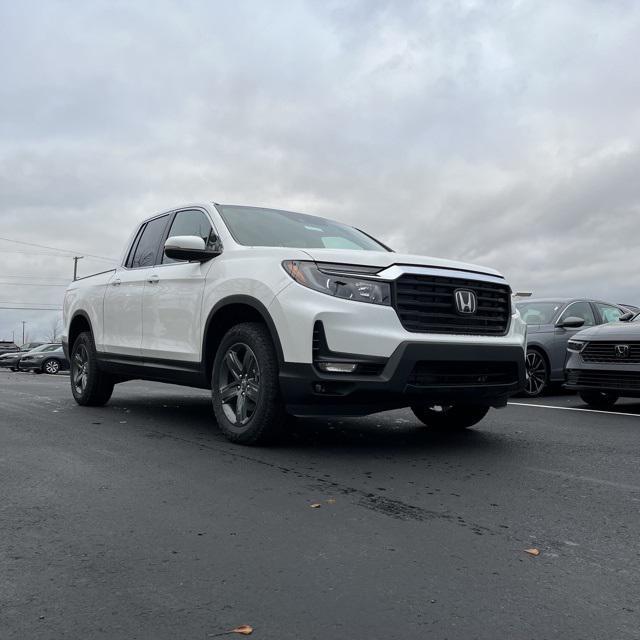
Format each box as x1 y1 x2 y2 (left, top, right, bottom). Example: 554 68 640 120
280 342 526 416
18 360 40 370
565 352 640 397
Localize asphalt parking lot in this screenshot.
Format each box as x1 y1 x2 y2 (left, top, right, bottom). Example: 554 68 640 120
1 372 639 639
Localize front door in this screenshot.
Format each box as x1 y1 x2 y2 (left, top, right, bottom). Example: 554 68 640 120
141 209 218 363
552 301 596 378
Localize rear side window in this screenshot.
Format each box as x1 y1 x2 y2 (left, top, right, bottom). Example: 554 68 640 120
130 215 170 268
163 210 214 263
595 303 624 323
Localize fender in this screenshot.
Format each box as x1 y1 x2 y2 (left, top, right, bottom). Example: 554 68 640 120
64 310 94 359
202 295 285 365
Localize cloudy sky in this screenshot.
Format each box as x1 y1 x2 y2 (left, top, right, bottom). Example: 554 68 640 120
1 0 639 341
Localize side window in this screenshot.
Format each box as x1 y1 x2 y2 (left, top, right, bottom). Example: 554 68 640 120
125 224 145 268
130 215 170 268
559 302 596 327
162 209 214 263
595 303 624 323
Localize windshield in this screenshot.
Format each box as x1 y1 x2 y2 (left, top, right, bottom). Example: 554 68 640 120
516 301 562 325
216 205 390 251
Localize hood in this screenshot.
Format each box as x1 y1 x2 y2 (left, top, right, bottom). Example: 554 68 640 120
574 321 640 341
299 249 503 279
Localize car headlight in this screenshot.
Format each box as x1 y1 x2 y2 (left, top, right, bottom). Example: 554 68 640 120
567 340 586 352
282 260 391 306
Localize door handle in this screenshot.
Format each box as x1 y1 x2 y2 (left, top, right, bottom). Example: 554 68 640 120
147 275 159 284
112 278 121 286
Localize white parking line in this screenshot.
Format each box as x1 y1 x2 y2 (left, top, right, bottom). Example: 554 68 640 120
508 401 640 418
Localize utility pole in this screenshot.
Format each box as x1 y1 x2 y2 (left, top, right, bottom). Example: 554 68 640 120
22 321 26 345
73 256 84 281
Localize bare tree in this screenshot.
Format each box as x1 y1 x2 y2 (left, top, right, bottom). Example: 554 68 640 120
46 316 62 343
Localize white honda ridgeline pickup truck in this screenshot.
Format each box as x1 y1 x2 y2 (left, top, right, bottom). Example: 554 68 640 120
63 203 527 445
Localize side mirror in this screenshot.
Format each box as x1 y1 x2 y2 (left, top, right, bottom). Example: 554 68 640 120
620 312 635 322
557 316 585 329
164 235 220 262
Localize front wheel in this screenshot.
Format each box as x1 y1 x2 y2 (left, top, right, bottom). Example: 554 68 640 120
579 390 619 409
211 322 286 445
43 358 60 375
70 332 115 406
411 404 490 430
524 349 549 397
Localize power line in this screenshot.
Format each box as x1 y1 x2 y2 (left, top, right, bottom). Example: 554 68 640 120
0 236 117 263
1 250 84 257
0 302 61 306
0 282 68 287
0 306 63 311
1 275 69 282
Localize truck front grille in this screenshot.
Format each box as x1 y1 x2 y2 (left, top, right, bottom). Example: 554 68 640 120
393 273 511 335
566 369 640 390
581 342 640 364
408 361 519 387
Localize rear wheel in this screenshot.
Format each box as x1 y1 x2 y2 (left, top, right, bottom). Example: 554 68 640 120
411 404 490 430
579 390 619 409
524 349 548 397
211 322 286 445
70 331 115 406
43 358 60 375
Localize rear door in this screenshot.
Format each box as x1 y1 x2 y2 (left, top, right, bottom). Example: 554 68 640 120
141 208 218 363
102 214 171 356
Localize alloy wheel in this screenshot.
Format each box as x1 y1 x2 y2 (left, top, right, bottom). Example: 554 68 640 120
73 345 89 394
218 343 261 426
44 360 60 374
525 350 547 396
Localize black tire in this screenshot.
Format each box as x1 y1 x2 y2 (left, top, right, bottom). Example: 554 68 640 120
70 331 115 406
411 404 490 430
523 348 549 397
42 358 60 375
579 390 619 409
10 367 17 372
211 322 286 445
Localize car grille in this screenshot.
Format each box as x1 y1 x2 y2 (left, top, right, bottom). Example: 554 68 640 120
581 342 640 364
408 361 519 387
566 369 640 390
393 273 511 335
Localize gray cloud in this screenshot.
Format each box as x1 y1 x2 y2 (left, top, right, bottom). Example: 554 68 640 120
1 0 640 340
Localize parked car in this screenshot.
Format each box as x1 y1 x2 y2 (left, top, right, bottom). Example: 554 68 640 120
565 314 640 408
63 203 527 445
0 341 19 356
516 298 630 397
16 344 69 374
0 342 46 370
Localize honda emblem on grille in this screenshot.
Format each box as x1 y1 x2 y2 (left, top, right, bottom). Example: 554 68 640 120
454 289 477 314
615 344 630 358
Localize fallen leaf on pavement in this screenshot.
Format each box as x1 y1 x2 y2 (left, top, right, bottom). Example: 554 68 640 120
524 548 540 556
310 503 321 508
232 625 253 635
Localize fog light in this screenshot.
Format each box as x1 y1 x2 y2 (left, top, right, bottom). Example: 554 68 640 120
317 361 358 373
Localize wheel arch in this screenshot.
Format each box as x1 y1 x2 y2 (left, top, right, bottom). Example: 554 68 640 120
202 295 284 380
68 311 93 354
526 343 551 370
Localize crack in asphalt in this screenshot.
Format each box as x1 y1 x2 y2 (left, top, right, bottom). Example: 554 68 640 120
142 427 495 536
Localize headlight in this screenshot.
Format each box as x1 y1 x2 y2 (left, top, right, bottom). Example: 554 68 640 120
282 260 391 306
567 340 586 352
